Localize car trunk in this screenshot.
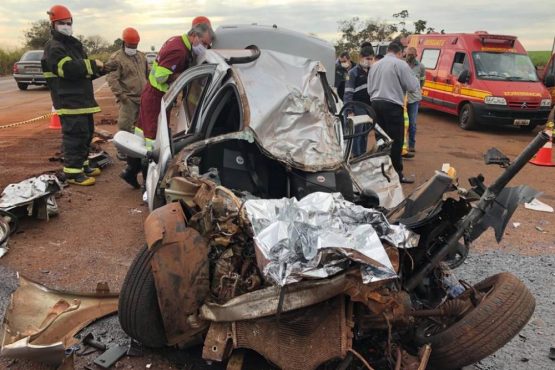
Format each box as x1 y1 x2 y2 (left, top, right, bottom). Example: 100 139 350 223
16 61 42 74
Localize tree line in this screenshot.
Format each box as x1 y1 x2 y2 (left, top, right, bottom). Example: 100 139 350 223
24 19 123 55
335 10 445 56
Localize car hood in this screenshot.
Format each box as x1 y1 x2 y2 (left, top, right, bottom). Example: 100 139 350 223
232 50 344 171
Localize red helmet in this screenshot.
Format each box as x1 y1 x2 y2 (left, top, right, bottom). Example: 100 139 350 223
192 16 211 28
47 5 72 22
122 27 140 44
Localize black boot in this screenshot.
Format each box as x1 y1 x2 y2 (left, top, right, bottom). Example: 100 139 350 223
120 158 141 189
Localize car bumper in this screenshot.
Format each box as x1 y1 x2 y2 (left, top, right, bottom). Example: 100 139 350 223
472 102 550 126
13 74 47 85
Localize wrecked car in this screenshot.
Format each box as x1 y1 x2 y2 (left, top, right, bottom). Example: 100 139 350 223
113 41 549 369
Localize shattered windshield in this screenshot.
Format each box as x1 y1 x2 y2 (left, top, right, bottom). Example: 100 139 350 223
472 52 538 82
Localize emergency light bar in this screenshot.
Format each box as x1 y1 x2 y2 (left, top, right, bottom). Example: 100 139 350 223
478 34 517 47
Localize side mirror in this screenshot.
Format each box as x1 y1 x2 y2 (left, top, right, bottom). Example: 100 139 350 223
113 131 149 159
545 74 555 88
458 69 471 84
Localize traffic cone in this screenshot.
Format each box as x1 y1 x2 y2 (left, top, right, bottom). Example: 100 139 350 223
48 106 61 130
530 122 555 167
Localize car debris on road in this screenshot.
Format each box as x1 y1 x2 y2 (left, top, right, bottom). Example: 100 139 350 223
0 276 118 366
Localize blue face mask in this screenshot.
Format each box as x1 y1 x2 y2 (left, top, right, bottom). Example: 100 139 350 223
192 43 207 58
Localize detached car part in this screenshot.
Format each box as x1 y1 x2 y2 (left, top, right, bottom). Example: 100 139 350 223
1 275 118 365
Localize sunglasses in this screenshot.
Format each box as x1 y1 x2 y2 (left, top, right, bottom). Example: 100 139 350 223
57 21 72 26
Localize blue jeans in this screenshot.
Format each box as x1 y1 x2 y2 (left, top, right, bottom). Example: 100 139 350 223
407 101 420 149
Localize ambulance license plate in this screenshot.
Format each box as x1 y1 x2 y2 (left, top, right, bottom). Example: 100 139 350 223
513 119 530 126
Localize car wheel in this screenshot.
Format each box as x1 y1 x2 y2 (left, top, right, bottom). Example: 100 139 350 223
458 103 477 130
415 272 535 369
17 83 28 91
118 244 167 348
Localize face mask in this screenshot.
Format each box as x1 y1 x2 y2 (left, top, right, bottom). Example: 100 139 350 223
192 43 207 58
124 47 137 56
56 24 73 37
341 62 350 69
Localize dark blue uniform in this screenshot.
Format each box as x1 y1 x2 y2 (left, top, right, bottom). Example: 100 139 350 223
344 64 371 156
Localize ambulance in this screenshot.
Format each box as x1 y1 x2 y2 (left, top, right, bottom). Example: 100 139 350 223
406 32 552 130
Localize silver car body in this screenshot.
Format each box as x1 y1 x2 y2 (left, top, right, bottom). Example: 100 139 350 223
115 39 403 211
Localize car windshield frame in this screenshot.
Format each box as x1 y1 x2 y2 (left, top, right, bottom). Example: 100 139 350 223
20 51 43 62
472 52 539 82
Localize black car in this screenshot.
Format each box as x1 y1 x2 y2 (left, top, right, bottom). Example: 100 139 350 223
12 50 46 90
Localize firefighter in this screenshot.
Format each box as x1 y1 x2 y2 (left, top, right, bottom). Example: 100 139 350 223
42 5 105 186
120 19 214 188
107 27 148 136
106 28 148 166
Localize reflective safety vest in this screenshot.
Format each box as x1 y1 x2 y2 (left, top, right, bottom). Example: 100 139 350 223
148 34 192 93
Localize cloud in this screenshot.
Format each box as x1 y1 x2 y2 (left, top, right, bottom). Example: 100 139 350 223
0 0 552 51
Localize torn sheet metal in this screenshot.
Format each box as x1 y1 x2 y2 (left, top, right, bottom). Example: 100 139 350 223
233 50 344 171
524 198 554 213
1 275 118 365
0 213 11 257
470 185 538 243
484 147 510 167
349 155 404 209
245 192 416 286
0 175 62 220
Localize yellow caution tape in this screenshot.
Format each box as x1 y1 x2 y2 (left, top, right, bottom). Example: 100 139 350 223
0 112 53 129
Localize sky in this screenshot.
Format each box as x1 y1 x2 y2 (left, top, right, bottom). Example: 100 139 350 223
0 0 553 51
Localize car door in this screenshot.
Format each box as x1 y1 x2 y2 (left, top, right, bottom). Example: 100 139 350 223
145 63 227 210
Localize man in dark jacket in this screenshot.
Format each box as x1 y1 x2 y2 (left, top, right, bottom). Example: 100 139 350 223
344 42 375 156
334 52 353 100
42 5 105 186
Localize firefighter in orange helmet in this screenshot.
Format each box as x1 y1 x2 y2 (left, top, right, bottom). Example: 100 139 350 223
120 17 214 189
42 4 105 186
106 27 148 160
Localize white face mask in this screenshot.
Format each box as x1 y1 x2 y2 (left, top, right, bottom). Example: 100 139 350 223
56 24 73 37
192 43 207 58
124 47 137 56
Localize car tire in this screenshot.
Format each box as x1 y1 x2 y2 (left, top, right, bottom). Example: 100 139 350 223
458 103 477 130
415 272 535 369
118 244 167 348
17 83 28 91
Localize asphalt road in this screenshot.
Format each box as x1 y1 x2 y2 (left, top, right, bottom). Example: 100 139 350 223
0 76 106 124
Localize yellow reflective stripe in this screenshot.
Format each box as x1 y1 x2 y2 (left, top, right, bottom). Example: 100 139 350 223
145 138 154 150
43 72 57 78
181 34 192 51
84 59 93 76
134 127 144 135
57 107 102 115
83 160 89 166
57 56 72 78
63 167 83 174
148 61 172 92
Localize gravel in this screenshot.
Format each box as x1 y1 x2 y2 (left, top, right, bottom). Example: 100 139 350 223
458 250 555 370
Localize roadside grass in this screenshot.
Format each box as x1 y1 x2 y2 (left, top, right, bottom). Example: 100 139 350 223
528 51 551 67
0 48 24 76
